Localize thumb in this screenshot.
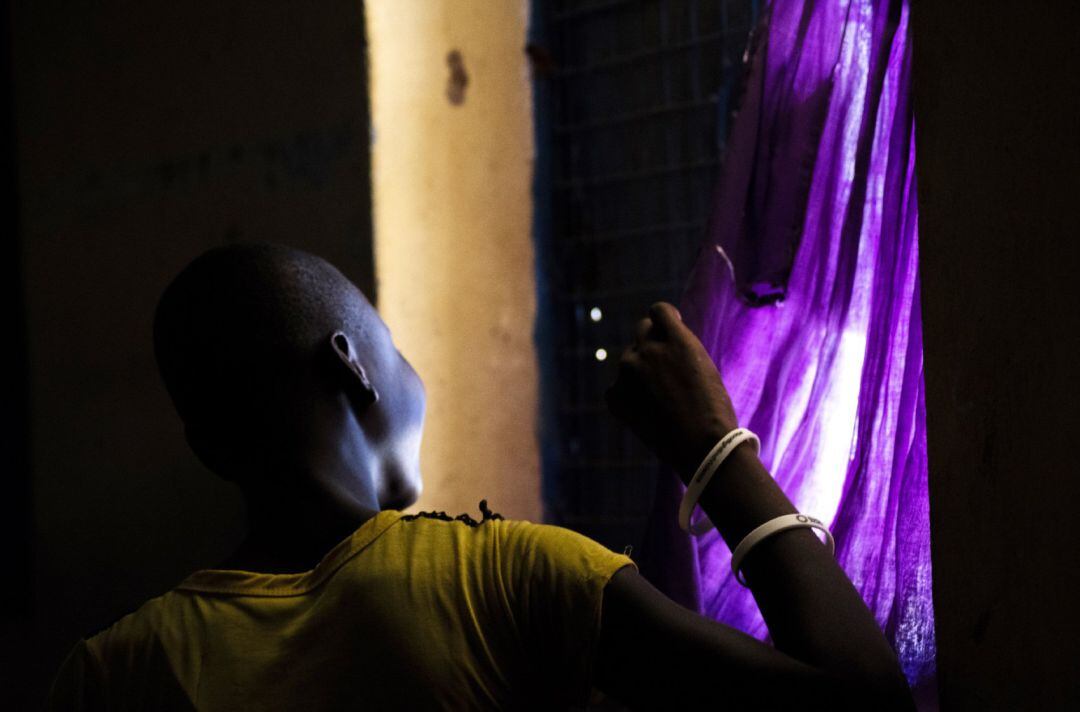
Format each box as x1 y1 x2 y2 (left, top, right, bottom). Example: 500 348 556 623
647 302 686 337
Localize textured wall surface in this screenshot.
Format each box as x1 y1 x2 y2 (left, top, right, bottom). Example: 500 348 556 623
8 2 375 706
913 2 1080 708
367 1 541 522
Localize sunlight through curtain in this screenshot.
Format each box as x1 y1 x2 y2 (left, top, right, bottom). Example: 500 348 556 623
642 0 935 696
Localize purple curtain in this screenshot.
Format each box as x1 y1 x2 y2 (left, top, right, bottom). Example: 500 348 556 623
641 0 935 697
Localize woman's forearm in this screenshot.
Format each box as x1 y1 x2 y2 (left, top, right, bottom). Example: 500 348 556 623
685 439 914 706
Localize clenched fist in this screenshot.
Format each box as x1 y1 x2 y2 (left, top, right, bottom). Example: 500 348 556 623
605 303 740 482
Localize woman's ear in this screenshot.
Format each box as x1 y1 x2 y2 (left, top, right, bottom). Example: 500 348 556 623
328 331 379 407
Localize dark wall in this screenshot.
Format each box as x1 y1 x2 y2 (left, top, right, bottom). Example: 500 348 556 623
6 2 374 706
914 2 1080 708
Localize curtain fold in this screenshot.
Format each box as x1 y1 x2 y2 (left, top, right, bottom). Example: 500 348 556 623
640 0 935 694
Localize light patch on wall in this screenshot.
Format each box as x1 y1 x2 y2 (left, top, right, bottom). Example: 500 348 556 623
366 1 540 521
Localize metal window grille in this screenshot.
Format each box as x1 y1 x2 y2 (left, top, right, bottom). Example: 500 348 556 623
533 0 758 553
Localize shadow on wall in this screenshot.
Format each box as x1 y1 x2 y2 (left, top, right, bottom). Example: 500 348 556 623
4 1 375 706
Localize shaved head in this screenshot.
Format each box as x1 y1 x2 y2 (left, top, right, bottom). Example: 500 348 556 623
153 243 373 433
154 242 424 511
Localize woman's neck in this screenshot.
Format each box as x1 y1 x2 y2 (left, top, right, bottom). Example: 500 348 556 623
218 478 380 574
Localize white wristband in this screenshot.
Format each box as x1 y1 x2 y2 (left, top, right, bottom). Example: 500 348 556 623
730 513 835 586
678 428 761 536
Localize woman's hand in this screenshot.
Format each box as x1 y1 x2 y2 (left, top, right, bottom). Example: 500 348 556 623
604 302 740 482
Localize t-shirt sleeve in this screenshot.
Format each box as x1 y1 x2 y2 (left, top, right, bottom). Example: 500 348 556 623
48 639 108 712
498 520 638 707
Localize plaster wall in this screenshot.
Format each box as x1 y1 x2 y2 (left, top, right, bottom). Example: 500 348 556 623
367 1 541 522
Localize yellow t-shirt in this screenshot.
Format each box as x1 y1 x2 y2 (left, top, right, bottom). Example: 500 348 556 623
48 510 637 710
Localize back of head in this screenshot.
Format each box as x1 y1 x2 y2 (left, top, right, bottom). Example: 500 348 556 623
153 243 367 447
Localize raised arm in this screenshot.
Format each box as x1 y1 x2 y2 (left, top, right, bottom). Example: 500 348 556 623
594 302 913 709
